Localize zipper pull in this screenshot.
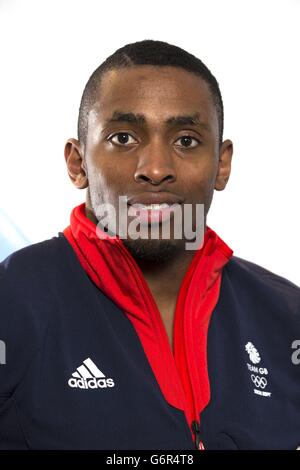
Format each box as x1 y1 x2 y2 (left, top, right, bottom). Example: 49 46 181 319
191 420 205 450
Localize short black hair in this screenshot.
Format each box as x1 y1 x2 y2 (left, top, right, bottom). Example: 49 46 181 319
78 39 224 147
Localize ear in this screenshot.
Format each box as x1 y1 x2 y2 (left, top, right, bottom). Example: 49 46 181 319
214 139 233 191
64 138 88 189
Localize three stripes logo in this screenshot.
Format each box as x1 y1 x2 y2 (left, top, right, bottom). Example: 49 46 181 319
68 357 115 389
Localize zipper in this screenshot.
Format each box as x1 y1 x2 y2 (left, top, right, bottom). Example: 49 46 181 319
191 420 205 450
191 421 201 449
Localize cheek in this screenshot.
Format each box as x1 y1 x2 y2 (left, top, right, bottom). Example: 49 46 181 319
184 159 218 202
86 155 130 204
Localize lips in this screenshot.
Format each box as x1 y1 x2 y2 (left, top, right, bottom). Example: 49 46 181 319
127 192 184 224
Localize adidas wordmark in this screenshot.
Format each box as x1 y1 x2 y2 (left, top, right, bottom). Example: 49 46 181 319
68 357 115 389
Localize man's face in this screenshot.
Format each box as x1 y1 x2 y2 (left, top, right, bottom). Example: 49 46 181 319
65 65 232 263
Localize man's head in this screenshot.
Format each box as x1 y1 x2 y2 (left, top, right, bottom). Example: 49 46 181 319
64 39 233 264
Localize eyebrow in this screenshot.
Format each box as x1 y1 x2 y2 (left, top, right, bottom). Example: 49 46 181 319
103 110 211 131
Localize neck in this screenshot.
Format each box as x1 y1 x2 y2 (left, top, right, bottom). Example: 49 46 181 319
137 248 197 302
136 248 198 352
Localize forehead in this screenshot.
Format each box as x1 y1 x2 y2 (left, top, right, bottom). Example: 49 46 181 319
91 66 218 130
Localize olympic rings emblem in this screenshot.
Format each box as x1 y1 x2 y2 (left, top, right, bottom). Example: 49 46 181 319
251 375 268 389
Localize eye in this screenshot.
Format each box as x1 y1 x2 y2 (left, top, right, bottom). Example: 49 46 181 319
108 132 138 146
174 135 201 149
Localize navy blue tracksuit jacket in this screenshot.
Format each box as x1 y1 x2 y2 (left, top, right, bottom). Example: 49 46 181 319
0 233 300 449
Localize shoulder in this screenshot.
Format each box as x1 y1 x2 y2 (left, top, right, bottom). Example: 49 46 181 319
0 233 71 282
226 255 300 290
223 255 300 313
0 233 78 325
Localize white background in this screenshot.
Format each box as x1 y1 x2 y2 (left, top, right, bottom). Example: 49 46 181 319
0 0 299 285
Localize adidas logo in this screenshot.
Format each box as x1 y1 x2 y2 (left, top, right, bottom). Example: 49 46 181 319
68 357 115 389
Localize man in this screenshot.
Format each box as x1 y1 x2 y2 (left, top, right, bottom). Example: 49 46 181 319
0 40 299 450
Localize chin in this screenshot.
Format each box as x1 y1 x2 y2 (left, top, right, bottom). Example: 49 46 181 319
121 237 183 265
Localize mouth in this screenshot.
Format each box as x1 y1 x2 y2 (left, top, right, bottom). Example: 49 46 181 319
127 192 184 207
127 202 183 224
126 192 184 224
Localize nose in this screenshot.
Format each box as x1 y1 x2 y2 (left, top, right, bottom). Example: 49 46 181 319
134 141 176 186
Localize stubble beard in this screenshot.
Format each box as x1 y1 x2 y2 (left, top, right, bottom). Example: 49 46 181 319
121 236 184 265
